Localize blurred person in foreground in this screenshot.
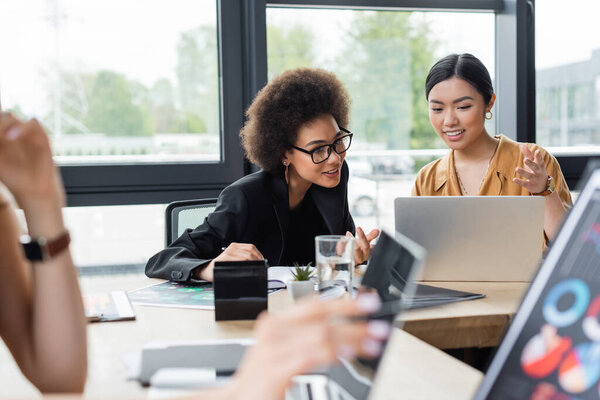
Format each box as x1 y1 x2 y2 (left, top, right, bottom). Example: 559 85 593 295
0 112 87 392
189 294 389 400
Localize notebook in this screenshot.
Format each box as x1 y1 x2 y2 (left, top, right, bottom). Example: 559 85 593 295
395 196 545 281
128 281 282 310
84 290 135 322
474 167 600 399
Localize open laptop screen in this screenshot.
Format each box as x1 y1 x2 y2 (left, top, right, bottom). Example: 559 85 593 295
361 230 425 306
475 171 600 399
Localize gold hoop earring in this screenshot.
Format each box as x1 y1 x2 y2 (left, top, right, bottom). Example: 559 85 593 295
485 111 493 120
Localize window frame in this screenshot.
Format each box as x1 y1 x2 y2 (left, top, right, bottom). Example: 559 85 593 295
260 0 518 144
4 0 590 206
57 1 252 206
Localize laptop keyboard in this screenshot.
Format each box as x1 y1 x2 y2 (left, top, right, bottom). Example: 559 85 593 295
286 376 355 400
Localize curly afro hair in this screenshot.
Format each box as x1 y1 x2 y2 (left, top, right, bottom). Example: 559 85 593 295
240 68 350 172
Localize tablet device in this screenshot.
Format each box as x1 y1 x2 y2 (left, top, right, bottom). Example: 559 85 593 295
474 168 600 399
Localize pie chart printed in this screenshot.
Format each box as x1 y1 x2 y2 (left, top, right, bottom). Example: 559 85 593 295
558 342 600 394
582 295 600 341
521 324 572 378
543 279 590 328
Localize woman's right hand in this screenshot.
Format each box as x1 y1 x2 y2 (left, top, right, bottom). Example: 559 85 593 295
198 243 264 281
227 295 389 400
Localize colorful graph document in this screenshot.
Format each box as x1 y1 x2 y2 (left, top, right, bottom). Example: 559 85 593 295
128 281 283 310
128 282 217 310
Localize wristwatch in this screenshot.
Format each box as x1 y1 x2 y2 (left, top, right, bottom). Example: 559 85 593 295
20 231 71 262
532 176 555 197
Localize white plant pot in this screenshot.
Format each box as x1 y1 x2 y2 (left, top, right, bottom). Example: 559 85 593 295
288 280 315 301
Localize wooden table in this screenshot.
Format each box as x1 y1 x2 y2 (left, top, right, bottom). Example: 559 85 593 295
0 275 506 399
402 281 529 349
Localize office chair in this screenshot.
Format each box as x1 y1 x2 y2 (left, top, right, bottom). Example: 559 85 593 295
165 198 218 246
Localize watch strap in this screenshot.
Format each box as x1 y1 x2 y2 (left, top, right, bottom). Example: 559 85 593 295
21 231 71 261
46 231 71 258
532 175 554 197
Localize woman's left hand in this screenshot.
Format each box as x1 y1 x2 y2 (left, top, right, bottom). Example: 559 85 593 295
0 114 64 209
514 144 549 194
347 227 380 265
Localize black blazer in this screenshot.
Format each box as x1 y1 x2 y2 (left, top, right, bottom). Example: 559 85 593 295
145 161 355 282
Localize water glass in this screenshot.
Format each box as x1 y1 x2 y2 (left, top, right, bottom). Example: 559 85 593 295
315 235 355 295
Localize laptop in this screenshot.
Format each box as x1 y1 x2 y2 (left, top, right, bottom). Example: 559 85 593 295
394 196 545 281
286 230 425 400
474 167 600 399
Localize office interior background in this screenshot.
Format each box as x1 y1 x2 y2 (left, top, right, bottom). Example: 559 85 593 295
0 0 598 271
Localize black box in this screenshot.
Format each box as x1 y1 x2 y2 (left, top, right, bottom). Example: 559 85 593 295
213 260 268 321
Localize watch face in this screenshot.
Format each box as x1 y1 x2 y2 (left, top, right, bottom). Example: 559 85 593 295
22 242 44 261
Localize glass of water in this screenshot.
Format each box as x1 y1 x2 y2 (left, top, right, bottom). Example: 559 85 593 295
315 235 355 296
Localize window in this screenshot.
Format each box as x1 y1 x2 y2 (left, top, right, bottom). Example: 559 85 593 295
0 0 249 206
64 205 164 269
267 6 495 231
0 0 220 163
536 0 600 154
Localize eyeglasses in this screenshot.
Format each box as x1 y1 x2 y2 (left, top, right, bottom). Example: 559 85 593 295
290 128 353 164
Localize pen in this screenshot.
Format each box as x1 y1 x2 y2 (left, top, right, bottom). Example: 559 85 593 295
86 314 103 322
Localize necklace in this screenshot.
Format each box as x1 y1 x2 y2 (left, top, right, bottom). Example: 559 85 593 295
455 139 500 196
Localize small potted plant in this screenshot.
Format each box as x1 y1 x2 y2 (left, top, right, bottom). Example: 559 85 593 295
288 263 315 301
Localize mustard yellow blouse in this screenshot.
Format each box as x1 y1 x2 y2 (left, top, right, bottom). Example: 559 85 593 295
412 135 572 209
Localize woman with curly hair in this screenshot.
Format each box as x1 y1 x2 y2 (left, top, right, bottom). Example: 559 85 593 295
146 68 378 282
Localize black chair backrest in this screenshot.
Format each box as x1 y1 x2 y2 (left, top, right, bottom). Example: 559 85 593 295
165 198 217 246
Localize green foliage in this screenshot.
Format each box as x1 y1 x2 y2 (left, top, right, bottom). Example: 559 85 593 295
176 26 219 135
182 113 207 133
39 25 218 141
33 13 446 155
267 25 315 80
265 11 445 150
291 262 314 281
83 70 152 136
335 11 443 150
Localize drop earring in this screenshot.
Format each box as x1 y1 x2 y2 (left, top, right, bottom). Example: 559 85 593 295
485 111 493 120
283 161 289 182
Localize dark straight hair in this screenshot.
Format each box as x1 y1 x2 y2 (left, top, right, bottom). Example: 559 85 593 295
425 53 494 105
